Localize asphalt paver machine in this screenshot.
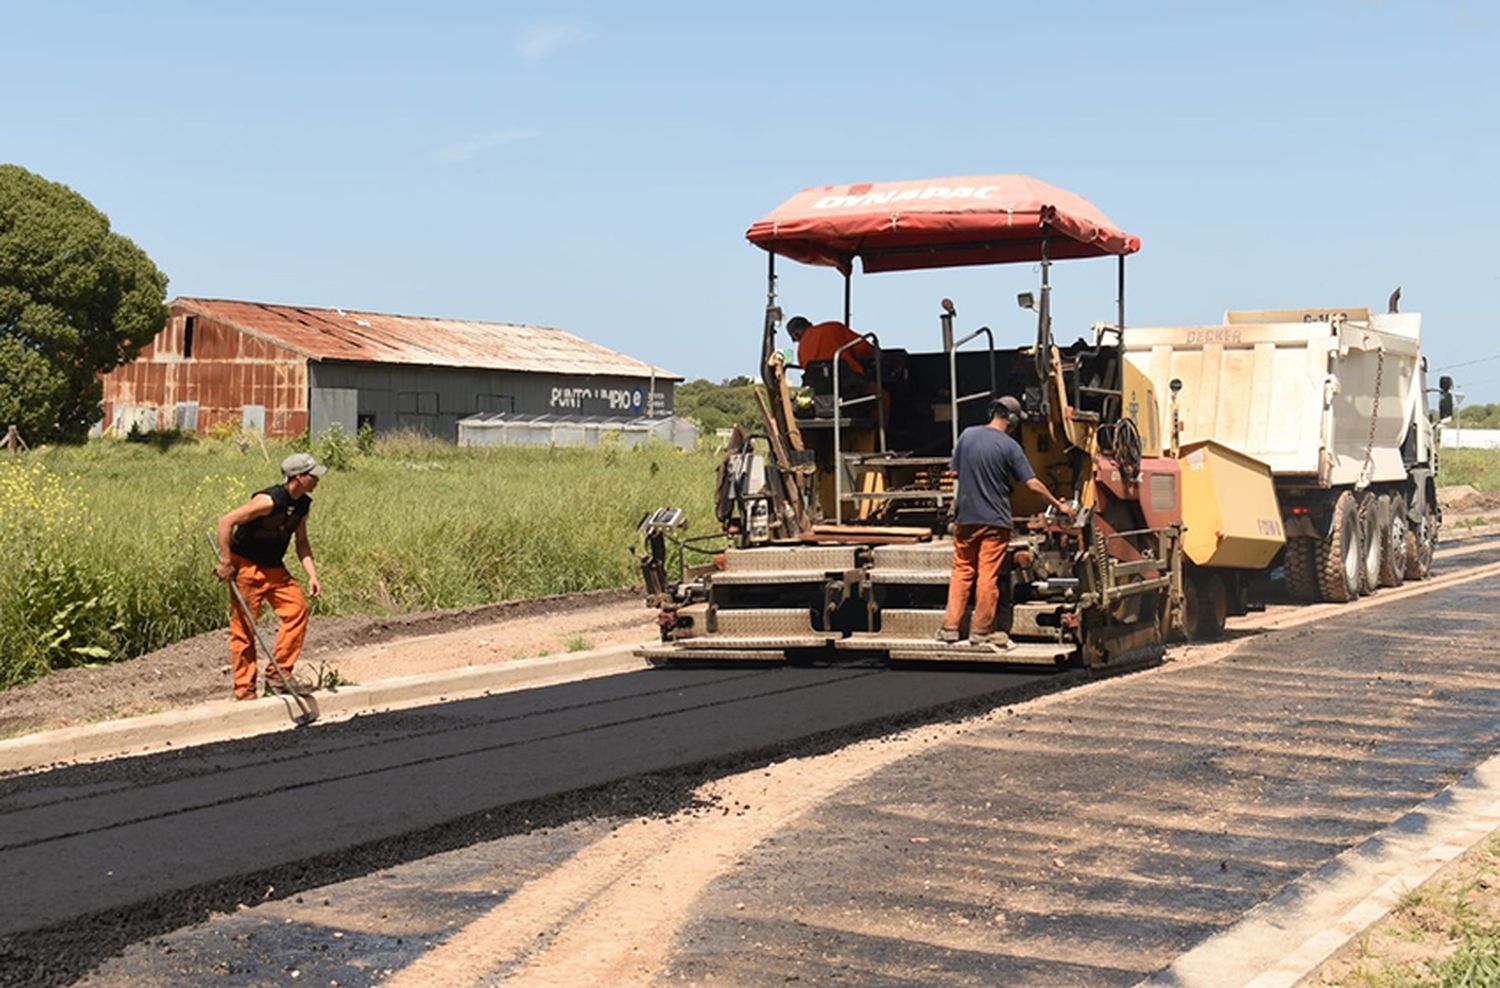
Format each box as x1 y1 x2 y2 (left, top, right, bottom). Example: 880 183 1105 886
640 175 1184 670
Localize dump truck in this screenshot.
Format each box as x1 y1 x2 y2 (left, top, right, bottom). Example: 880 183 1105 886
1121 302 1447 620
638 174 1189 670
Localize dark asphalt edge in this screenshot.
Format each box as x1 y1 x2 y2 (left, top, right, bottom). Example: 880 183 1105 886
0 669 1082 988
0 644 649 776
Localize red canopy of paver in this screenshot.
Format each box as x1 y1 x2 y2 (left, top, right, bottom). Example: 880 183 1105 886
746 174 1139 274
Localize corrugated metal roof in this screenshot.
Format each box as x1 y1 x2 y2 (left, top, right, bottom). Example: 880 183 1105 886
174 297 682 380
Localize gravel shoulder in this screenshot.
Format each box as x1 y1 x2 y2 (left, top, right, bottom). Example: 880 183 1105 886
0 587 655 739
1308 830 1500 986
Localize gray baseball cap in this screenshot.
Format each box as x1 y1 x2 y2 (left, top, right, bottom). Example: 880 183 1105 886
281 452 328 478
989 395 1023 419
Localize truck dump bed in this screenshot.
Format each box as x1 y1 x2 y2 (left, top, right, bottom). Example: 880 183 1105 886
1122 308 1424 488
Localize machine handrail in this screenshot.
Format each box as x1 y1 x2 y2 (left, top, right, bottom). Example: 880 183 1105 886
831 332 885 524
948 326 997 449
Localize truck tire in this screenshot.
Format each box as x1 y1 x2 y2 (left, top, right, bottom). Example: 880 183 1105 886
1316 490 1362 603
1283 537 1319 601
1379 494 1408 588
1405 501 1436 581
1358 491 1383 596
1183 569 1228 640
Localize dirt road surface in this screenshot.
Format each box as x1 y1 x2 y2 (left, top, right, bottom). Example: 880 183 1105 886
4 536 1500 986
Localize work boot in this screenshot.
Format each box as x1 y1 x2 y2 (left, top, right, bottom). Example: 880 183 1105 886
263 669 313 696
935 626 961 644
969 630 1012 650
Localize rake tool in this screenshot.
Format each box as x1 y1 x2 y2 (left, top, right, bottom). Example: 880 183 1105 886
207 532 318 727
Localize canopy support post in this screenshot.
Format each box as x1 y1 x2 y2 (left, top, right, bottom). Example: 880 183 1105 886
760 250 781 396
831 332 884 526
1036 234 1053 422
843 269 852 327
756 245 797 491
1117 255 1126 329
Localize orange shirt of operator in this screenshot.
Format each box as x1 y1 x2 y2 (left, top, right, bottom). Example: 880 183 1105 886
798 321 874 375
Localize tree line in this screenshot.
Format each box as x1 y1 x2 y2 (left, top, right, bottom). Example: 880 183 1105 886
672 376 766 433
1450 402 1500 430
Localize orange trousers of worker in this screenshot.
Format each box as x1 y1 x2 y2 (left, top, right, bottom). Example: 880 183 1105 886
942 525 1012 636
228 553 309 698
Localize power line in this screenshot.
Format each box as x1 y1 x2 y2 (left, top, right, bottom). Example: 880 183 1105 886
1434 353 1500 372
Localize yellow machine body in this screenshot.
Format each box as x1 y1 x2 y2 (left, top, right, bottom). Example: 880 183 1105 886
1177 439 1284 569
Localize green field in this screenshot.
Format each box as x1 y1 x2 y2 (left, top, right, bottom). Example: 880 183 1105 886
1441 447 1500 493
0 432 719 689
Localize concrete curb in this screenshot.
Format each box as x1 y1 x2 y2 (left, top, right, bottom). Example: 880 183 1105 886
0 644 651 775
1446 521 1500 542
1141 748 1500 988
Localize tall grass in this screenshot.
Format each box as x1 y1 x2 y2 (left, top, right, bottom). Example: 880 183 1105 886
0 433 718 689
1440 447 1500 493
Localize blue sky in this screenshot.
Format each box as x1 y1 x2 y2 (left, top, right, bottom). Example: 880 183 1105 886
3 1 1497 403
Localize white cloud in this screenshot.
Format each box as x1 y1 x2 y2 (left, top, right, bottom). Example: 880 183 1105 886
436 129 541 162
514 24 584 63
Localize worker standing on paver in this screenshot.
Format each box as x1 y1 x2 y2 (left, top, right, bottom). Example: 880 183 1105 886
940 396 1074 647
214 453 326 699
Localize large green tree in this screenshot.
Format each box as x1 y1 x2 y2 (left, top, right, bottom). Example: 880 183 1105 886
0 165 168 443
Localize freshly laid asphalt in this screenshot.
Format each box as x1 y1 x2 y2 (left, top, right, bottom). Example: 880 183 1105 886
0 657 1062 985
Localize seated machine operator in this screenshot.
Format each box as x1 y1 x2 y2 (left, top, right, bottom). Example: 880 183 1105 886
785 315 881 421
786 315 874 380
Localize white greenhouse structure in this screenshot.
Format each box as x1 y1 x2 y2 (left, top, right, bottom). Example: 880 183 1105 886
457 413 699 450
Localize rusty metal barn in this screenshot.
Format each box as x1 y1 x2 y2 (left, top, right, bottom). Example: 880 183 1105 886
100 298 686 443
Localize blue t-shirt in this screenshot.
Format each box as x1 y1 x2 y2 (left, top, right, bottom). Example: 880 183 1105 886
950 425 1035 528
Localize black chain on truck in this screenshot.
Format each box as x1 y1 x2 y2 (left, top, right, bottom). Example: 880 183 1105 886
1357 344 1385 489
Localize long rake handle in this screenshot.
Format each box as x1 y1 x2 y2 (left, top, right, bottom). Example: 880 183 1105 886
207 533 314 721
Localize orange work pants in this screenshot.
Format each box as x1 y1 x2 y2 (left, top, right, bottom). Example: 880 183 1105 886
228 554 309 698
942 525 1011 636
